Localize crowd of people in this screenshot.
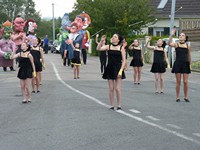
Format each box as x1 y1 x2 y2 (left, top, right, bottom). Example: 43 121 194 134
96 29 191 110
0 13 192 109
0 17 45 103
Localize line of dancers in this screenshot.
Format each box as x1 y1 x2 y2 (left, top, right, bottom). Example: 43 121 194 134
97 30 191 110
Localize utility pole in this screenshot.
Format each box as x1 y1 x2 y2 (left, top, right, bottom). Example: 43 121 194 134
168 0 176 67
52 3 55 42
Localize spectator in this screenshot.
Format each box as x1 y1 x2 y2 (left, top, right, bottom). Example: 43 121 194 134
43 35 49 54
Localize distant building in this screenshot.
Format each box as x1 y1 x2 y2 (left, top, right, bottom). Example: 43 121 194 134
142 0 200 37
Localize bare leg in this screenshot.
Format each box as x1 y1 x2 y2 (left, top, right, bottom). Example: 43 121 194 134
138 67 142 84
183 73 189 99
154 73 159 93
25 79 31 101
115 77 122 108
133 67 137 84
20 80 26 101
36 72 40 91
39 72 42 85
31 77 36 92
108 80 114 108
74 67 77 78
160 73 164 92
175 73 181 100
77 66 80 78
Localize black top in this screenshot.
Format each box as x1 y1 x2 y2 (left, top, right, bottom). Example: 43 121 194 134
171 43 191 74
102 45 125 80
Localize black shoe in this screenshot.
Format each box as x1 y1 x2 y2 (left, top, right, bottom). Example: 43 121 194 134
37 90 40 93
109 107 114 110
117 107 122 110
176 99 180 102
10 66 15 71
184 98 190 102
32 91 35 93
22 100 27 103
3 67 7 71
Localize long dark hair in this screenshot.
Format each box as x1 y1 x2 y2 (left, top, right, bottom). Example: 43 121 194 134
162 40 166 49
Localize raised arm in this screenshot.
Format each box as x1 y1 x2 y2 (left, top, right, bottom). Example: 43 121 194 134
168 28 177 47
10 51 20 59
95 34 99 44
145 36 155 50
128 43 134 50
96 36 109 51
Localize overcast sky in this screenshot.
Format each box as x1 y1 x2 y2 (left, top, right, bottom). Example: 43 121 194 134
34 0 77 18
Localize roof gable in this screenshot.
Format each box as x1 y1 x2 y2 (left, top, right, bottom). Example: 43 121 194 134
151 0 200 18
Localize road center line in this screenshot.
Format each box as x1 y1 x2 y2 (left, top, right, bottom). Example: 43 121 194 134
146 116 160 121
51 62 200 145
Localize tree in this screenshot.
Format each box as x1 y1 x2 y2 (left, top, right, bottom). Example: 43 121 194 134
0 0 41 23
70 0 154 36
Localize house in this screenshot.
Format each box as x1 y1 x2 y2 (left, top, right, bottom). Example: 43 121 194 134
142 0 200 39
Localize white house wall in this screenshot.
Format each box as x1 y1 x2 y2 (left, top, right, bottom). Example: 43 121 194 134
142 19 180 36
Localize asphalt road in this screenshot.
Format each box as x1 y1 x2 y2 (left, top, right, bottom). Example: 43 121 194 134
0 53 200 150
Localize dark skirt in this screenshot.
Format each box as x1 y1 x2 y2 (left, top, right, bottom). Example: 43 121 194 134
34 61 42 72
130 59 143 67
171 61 191 74
71 58 81 66
150 62 166 73
17 67 33 79
102 64 126 80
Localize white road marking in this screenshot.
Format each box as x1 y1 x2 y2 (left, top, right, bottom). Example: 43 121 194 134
129 109 141 114
51 62 200 145
193 133 200 138
146 116 160 121
166 124 183 130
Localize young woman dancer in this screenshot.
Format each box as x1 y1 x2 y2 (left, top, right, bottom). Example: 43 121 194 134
30 37 45 93
146 36 170 94
71 43 81 79
168 29 191 102
129 39 144 84
10 41 36 103
96 34 107 75
97 33 126 110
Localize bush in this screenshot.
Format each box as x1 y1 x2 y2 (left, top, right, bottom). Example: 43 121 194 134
191 61 200 71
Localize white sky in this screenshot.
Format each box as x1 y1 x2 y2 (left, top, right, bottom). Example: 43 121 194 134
34 0 77 18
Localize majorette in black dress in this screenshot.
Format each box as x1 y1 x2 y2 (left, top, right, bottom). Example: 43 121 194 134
102 45 125 80
171 43 191 74
17 52 33 79
71 48 81 66
30 47 42 72
150 48 166 73
130 47 143 67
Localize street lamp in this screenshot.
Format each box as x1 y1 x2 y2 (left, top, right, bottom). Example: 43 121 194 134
52 3 55 42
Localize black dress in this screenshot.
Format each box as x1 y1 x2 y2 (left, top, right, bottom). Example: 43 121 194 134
17 52 33 79
150 49 166 73
171 44 191 74
130 48 143 67
30 47 42 72
71 49 81 66
102 46 125 80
